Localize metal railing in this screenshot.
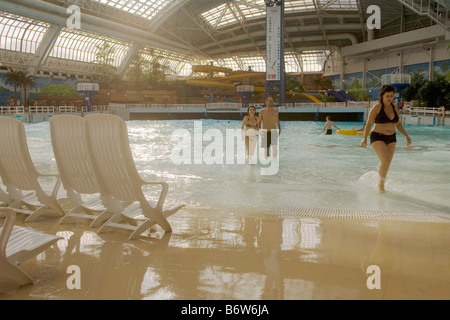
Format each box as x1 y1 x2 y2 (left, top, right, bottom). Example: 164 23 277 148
105 102 370 110
397 0 449 28
403 106 445 116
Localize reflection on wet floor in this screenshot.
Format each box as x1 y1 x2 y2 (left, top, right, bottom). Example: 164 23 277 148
1 209 449 300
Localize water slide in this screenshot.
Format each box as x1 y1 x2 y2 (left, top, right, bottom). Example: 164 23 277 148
187 65 322 103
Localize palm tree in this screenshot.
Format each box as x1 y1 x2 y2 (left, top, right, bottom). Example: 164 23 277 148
92 41 116 71
126 54 149 91
4 68 22 106
92 41 117 89
18 72 36 108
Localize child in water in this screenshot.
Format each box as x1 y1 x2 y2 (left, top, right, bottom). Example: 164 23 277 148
322 116 340 135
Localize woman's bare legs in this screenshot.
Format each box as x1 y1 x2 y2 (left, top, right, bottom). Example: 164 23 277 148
371 141 396 193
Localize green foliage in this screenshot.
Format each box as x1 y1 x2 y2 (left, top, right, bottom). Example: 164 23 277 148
402 72 426 102
4 68 36 106
92 41 116 68
37 84 81 96
347 78 366 101
4 68 22 104
418 75 450 108
176 81 200 97
403 72 450 107
311 76 333 92
286 76 305 93
320 94 336 102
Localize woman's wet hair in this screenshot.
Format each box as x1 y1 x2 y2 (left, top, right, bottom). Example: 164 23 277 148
247 105 257 117
379 85 396 103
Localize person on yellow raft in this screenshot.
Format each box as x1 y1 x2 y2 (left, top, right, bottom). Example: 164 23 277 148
361 85 412 194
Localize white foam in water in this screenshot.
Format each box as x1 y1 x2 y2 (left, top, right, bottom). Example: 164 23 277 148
23 120 450 223
356 170 379 189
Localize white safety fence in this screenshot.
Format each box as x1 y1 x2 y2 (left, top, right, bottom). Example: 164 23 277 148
0 106 25 114
0 106 111 114
403 106 448 117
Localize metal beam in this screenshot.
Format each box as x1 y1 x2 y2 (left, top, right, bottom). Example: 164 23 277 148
116 44 143 76
27 24 62 76
181 4 242 67
340 25 445 57
197 24 362 51
149 0 190 31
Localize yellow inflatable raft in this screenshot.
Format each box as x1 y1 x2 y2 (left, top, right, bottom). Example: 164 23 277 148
337 129 364 136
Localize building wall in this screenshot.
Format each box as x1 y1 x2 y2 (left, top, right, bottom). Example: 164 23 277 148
324 40 450 101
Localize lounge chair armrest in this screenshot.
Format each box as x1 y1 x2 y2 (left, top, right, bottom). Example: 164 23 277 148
141 181 169 211
0 209 16 259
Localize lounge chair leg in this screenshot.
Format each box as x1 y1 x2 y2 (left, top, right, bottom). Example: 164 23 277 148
24 206 48 222
90 210 112 228
129 220 155 240
59 206 82 224
97 214 124 234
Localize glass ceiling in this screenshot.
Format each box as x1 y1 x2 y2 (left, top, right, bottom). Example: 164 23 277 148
202 0 358 29
93 0 173 21
0 12 49 54
51 28 130 67
0 2 340 75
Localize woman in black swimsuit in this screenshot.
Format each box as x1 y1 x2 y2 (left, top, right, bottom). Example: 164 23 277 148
241 106 259 161
361 85 412 193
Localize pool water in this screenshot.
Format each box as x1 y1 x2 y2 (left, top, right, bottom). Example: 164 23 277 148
24 120 450 217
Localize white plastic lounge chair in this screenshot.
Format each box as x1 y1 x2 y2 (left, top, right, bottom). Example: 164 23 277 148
0 208 62 287
85 114 184 240
0 185 12 206
0 117 65 222
49 115 114 227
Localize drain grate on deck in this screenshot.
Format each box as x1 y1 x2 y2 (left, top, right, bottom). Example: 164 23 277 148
222 206 450 224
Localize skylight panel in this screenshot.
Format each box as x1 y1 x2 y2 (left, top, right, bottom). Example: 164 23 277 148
0 13 48 53
202 0 357 28
91 0 173 21
50 28 130 67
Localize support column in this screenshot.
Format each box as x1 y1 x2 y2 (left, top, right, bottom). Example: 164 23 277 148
265 0 285 105
429 46 434 81
340 55 345 90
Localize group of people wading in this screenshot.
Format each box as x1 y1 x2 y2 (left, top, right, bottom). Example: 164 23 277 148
242 85 411 193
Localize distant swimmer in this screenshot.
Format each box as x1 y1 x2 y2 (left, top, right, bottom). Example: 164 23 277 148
309 144 339 148
322 116 340 135
357 123 366 132
361 85 412 193
309 143 366 149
